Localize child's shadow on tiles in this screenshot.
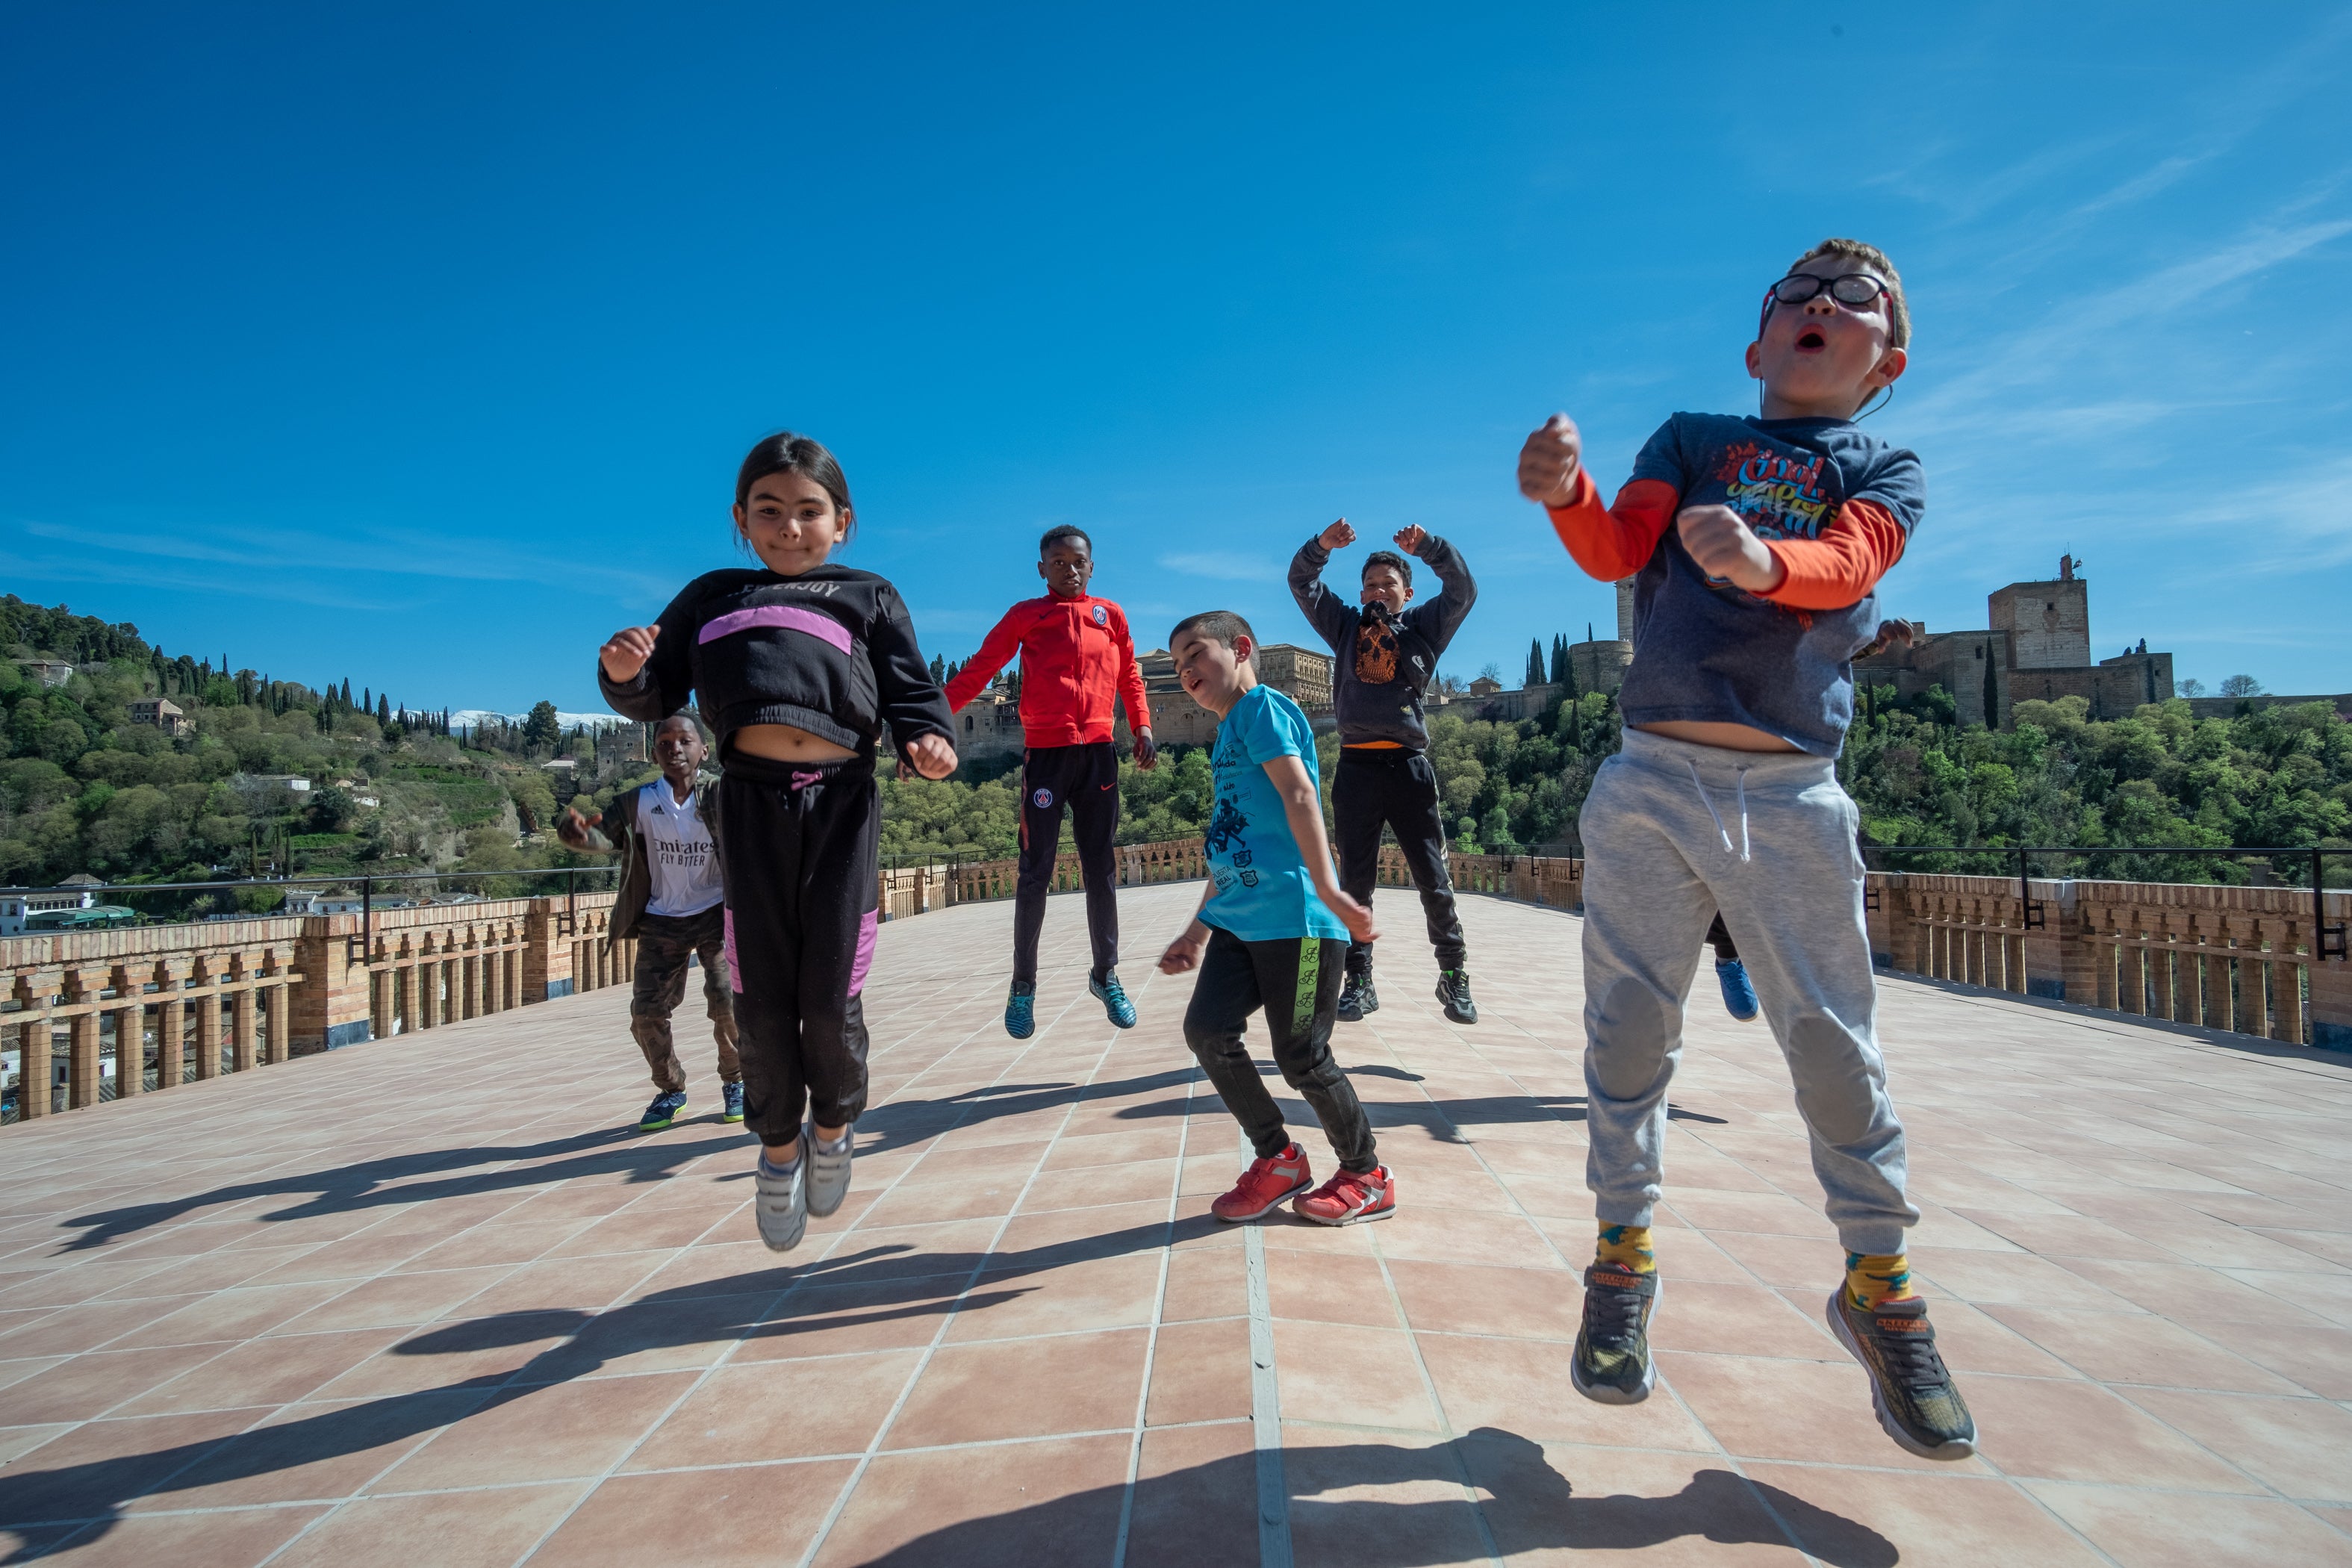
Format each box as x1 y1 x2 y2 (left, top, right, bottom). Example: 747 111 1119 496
860 1426 1898 1567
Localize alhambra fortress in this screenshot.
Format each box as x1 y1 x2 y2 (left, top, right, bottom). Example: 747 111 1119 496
2 558 2350 1564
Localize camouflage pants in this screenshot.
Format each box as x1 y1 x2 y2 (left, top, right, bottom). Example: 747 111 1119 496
630 906 741 1094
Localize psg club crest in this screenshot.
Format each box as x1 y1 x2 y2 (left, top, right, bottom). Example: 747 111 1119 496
1092 604 1108 626
1033 787 1054 809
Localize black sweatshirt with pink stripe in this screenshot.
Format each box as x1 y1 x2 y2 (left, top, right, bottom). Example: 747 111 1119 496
598 566 953 763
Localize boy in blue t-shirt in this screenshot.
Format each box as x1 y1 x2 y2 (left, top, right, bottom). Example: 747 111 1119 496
1157 611 1395 1226
1516 238 1974 1462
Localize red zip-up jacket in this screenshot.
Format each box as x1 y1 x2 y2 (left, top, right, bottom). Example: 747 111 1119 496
943 593 1151 748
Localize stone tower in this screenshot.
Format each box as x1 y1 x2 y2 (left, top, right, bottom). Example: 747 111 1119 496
1988 556 2091 671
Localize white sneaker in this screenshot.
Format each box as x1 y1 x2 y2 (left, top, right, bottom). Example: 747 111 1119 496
806 1126 854 1219
754 1157 806 1252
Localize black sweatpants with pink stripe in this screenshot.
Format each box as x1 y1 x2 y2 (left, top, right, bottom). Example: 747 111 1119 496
718 751 879 1145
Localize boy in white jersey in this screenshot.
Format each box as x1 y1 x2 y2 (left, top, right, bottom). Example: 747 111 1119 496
560 713 741 1130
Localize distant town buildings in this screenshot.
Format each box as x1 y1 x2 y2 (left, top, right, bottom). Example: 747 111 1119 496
128 697 191 737
0 886 97 936
13 660 73 689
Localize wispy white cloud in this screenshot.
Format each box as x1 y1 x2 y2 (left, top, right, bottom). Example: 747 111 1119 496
1903 208 2352 441
7 513 677 607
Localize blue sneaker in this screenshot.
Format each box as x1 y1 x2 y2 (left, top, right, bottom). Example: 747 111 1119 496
722 1082 745 1124
1005 980 1036 1040
1089 970 1137 1029
638 1090 688 1131
1716 959 1760 1022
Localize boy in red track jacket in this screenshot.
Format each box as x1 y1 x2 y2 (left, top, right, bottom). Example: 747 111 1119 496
945 526 1156 1037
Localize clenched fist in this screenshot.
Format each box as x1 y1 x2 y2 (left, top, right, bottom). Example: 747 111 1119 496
1318 518 1357 551
1516 414 1583 506
599 625 660 683
1676 505 1787 594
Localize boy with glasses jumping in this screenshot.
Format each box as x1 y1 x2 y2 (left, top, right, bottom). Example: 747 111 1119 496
1516 239 1976 1460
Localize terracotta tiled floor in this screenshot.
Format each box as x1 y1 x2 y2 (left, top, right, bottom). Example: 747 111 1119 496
4 883 2352 1565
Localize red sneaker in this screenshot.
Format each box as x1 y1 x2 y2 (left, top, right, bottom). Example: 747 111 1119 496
1293 1165 1397 1226
1212 1143 1313 1222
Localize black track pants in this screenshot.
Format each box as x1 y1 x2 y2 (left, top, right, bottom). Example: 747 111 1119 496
1705 911 1738 963
1332 748 1466 974
1183 927 1377 1174
1012 741 1120 984
717 752 878 1145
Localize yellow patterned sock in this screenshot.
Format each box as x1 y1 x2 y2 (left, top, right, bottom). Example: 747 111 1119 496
1595 1224 1655 1275
1845 1251 1918 1309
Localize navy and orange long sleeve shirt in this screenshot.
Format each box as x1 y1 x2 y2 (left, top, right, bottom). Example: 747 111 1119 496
943 593 1151 750
1547 413 1925 756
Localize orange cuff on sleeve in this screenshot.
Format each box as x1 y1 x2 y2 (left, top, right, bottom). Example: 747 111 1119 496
1757 498 1908 610
1547 473 1678 583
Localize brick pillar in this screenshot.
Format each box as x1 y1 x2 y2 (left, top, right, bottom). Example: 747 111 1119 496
231 979 258 1074
2019 880 2079 1002
289 915 372 1053
16 971 59 1119
1864 874 1896 968
393 954 417 1037
523 899 573 1002
2311 888 2351 1051
66 968 105 1112
153 962 187 1089
264 971 290 1066
107 965 140 1101
194 968 223 1080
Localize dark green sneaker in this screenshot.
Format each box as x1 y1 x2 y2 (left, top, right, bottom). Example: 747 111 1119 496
1337 966 1378 1022
638 1090 687 1132
1571 1264 1658 1404
1435 968 1478 1025
1826 1289 1977 1460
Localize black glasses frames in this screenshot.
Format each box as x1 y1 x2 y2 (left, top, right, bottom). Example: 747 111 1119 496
1767 272 1891 308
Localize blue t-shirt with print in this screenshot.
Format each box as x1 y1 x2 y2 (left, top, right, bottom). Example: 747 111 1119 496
1619 412 1926 758
1201 685 1348 943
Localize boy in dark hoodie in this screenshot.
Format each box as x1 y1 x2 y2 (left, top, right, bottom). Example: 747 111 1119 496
1288 520 1478 1024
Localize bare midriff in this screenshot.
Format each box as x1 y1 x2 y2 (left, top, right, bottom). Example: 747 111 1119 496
1634 720 1804 754
730 722 859 764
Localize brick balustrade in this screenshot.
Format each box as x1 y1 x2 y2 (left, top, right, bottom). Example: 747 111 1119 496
2 892 632 1125
1867 871 2352 1050
8 846 2346 1127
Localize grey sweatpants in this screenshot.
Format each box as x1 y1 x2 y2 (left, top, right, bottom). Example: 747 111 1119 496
1578 728 1917 1255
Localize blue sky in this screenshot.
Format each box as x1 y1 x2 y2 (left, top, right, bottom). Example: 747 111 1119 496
4 3 2348 713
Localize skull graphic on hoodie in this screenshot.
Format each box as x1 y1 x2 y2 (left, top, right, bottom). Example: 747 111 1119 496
1353 609 1401 685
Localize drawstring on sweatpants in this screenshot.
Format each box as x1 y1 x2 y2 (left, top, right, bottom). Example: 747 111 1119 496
1684 759 1753 863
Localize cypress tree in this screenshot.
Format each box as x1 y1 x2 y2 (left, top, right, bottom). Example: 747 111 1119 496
1525 638 1545 687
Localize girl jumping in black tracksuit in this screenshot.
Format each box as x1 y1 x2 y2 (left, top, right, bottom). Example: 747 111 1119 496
597 432 957 1251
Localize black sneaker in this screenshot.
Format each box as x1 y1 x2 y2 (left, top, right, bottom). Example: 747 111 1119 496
1571 1264 1658 1404
1826 1289 1978 1460
1435 969 1478 1024
1337 968 1378 1021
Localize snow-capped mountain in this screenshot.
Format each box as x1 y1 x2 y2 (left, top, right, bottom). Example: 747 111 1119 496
447 709 630 735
